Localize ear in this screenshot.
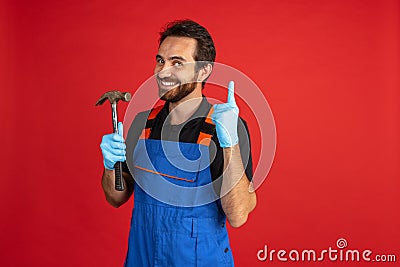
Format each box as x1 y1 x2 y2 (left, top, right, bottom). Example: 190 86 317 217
197 63 213 83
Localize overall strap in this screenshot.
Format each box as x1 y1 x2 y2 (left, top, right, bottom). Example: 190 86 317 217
139 105 215 146
139 105 163 139
196 106 215 146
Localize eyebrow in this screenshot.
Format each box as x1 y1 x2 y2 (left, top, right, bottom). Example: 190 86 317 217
156 55 187 61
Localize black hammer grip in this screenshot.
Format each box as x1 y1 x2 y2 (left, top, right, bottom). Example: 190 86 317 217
114 161 125 191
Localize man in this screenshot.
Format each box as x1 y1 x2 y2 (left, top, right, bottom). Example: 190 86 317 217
100 20 256 266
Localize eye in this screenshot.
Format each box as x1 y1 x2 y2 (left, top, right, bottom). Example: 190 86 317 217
173 61 183 67
156 58 164 64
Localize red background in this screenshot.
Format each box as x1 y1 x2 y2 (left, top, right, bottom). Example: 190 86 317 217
1 0 399 266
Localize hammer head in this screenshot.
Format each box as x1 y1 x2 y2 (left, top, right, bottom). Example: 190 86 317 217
95 90 132 106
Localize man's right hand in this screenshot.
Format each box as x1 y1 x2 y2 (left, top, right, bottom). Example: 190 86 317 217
100 122 126 170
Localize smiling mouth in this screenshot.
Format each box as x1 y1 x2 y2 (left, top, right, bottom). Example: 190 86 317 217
158 79 180 90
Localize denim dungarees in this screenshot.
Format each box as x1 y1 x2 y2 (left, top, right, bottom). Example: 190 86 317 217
124 106 234 267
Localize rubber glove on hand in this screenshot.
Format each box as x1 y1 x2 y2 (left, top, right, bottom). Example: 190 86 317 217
100 122 126 170
212 81 239 148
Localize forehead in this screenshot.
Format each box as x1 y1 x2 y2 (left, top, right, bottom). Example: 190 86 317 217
158 36 197 61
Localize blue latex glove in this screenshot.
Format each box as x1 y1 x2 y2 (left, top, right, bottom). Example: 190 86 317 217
100 122 126 170
211 81 239 148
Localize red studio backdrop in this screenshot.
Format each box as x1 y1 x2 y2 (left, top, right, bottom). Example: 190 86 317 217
1 0 399 266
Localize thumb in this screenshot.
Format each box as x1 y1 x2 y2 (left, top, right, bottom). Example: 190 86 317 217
117 122 124 137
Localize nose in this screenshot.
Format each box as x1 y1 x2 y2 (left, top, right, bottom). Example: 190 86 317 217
156 64 172 79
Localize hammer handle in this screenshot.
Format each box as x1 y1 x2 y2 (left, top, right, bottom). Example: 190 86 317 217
112 103 125 191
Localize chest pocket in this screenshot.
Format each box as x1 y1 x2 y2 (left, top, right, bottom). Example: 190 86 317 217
134 139 203 185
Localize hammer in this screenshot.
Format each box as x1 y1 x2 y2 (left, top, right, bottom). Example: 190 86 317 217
96 90 131 191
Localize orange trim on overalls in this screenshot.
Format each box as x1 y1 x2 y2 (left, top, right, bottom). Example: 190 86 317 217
196 107 214 146
204 107 214 125
148 105 163 120
134 165 195 183
139 128 151 139
139 106 163 139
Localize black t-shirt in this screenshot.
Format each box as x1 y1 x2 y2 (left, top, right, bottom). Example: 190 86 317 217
123 97 253 188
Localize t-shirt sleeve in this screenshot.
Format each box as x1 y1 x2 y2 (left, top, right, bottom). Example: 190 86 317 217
209 117 254 183
238 117 254 181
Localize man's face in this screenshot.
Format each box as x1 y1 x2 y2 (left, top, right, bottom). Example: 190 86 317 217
155 36 200 102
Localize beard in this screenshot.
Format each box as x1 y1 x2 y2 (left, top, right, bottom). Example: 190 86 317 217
159 82 197 103
157 73 199 103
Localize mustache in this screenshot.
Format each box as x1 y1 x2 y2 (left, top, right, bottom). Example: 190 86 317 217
156 76 179 83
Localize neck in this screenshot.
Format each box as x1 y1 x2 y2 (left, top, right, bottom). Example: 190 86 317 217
168 86 203 125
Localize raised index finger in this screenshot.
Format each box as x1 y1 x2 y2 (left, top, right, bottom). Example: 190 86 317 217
227 80 235 104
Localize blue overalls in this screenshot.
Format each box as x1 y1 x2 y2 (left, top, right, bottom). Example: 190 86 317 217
124 106 234 267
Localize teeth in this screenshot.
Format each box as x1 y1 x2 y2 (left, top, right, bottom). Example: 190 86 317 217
161 81 177 86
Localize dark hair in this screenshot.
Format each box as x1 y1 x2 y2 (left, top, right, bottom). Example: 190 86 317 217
159 19 216 88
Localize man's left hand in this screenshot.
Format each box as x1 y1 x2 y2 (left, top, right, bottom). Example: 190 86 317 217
212 81 239 148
